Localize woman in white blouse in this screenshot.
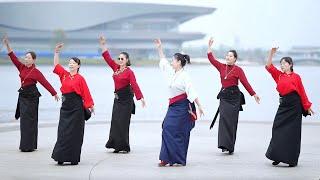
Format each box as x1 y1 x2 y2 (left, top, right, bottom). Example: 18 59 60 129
154 39 204 167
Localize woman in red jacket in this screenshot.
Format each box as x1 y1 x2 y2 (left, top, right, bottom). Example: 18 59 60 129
2 36 59 152
99 35 145 153
51 43 94 165
265 47 314 167
207 38 260 154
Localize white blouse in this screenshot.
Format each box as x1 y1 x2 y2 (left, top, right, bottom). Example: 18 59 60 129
159 57 198 103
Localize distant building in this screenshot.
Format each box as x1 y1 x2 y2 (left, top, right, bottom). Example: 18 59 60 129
272 46 320 64
0 0 215 59
287 46 320 63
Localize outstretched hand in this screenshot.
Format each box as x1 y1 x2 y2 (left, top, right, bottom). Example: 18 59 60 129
266 47 279 66
2 35 9 45
198 106 204 117
89 106 95 115
99 35 106 46
55 43 64 53
54 94 60 102
154 38 162 49
270 47 279 55
308 108 315 115
253 94 260 104
208 37 214 48
141 98 146 108
98 35 108 53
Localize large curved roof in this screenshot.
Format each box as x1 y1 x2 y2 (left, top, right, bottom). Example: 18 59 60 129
0 0 215 31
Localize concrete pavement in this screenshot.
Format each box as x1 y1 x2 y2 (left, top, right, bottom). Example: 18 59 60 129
0 120 319 180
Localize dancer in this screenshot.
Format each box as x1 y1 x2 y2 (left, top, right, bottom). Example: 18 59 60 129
265 47 314 167
99 35 145 153
2 35 59 152
155 38 204 166
207 38 260 154
51 43 94 165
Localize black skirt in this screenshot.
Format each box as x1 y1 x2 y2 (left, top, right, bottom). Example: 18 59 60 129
105 85 135 152
16 85 41 151
266 91 303 166
217 86 244 153
52 92 85 163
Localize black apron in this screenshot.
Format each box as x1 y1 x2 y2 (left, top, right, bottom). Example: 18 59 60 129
213 86 245 153
52 92 85 163
266 91 304 166
15 84 41 151
105 85 135 152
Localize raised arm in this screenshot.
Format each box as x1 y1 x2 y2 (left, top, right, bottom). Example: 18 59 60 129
53 43 68 78
99 35 108 54
3 35 23 70
265 47 282 81
99 35 118 71
54 43 64 66
266 47 278 67
154 38 172 74
207 37 223 70
2 35 13 53
154 38 165 59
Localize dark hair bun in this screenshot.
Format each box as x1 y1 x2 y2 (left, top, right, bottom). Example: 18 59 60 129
174 53 191 67
183 54 190 64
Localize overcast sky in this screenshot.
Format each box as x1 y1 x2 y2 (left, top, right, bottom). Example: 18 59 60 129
1 0 319 50
179 0 320 50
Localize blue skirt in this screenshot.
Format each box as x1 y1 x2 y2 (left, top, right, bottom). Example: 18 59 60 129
159 99 195 165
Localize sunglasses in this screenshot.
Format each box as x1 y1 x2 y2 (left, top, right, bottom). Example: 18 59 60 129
118 57 125 60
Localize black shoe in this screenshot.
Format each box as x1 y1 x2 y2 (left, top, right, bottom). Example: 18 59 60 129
288 164 296 167
113 150 120 153
222 148 227 152
58 161 64 165
272 161 280 166
20 149 33 152
71 162 78 165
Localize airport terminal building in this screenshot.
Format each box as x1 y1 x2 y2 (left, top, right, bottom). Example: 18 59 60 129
0 0 215 59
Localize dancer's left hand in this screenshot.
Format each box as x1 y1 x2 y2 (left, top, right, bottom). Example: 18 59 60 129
308 108 314 115
54 94 60 101
89 106 95 115
141 98 146 108
198 106 204 117
253 94 260 104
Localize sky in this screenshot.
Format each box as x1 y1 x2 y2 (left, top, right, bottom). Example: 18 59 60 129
178 0 320 50
1 0 319 50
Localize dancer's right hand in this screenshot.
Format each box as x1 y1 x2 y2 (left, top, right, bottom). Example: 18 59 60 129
208 37 214 53
55 43 64 53
154 38 162 49
270 47 279 55
99 35 108 53
99 35 106 46
208 37 214 48
2 35 9 45
266 47 279 66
